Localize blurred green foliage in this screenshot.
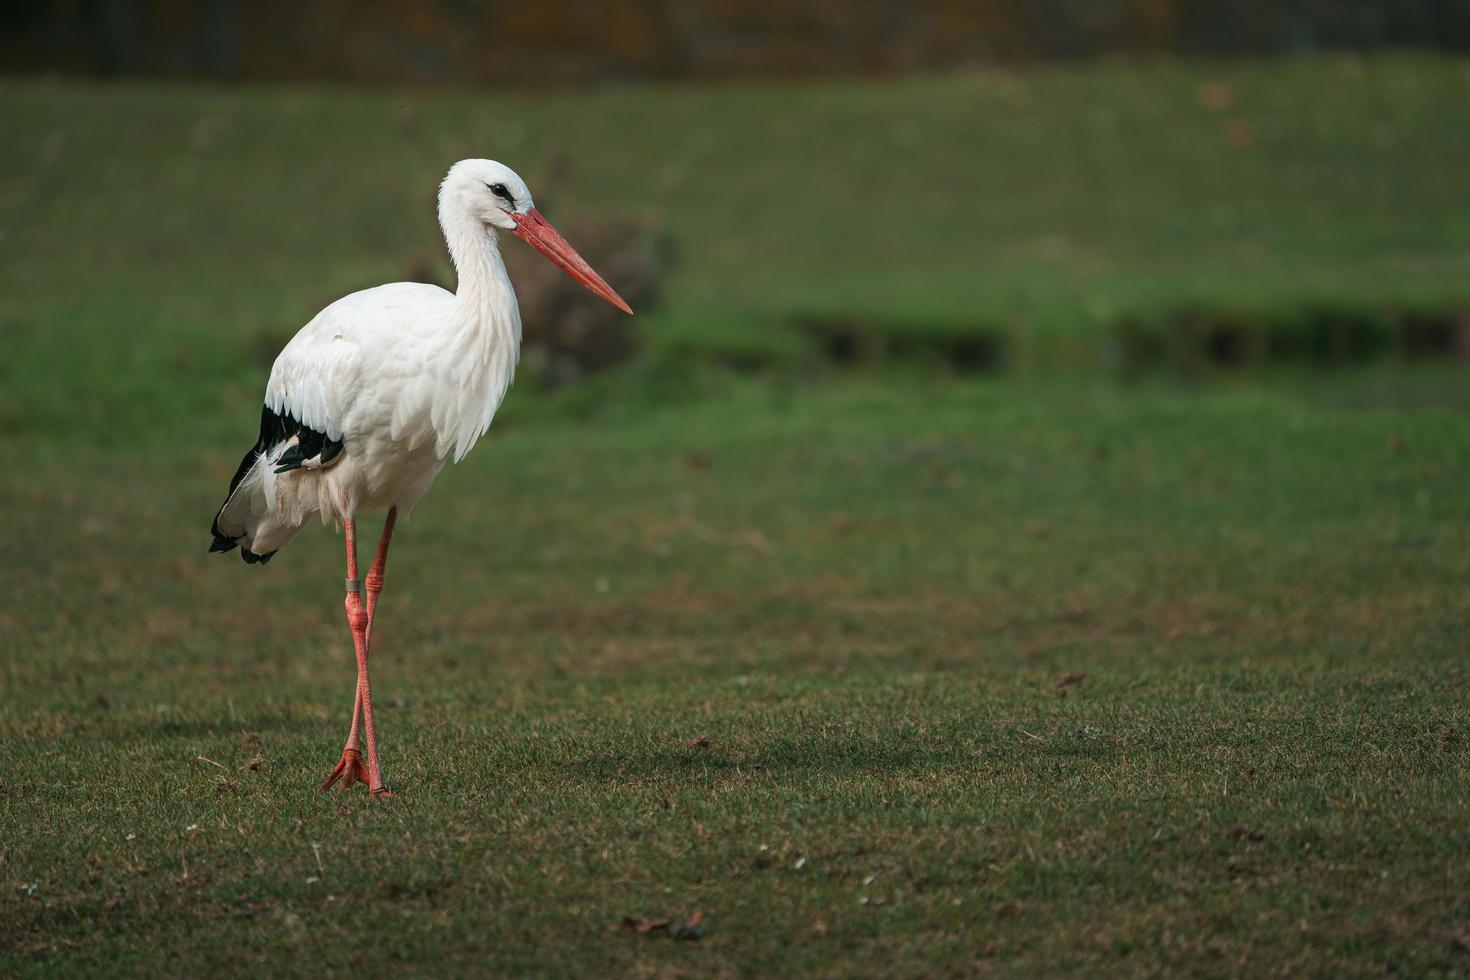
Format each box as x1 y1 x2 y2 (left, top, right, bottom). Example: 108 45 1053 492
2 55 1469 453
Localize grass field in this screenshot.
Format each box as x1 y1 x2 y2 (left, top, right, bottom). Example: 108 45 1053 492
2 53 1470 427
3 57 1470 977
5 377 1470 976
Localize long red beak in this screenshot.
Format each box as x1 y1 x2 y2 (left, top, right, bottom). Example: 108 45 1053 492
512 208 634 315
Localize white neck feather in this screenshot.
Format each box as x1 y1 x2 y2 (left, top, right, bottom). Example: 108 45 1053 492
436 208 522 461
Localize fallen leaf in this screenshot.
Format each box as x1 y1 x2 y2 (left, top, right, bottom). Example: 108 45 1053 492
1056 671 1088 694
621 910 704 941
621 915 671 934
672 910 705 941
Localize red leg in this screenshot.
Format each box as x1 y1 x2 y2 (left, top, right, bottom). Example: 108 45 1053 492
320 701 371 790
320 517 390 797
364 508 398 650
323 508 399 792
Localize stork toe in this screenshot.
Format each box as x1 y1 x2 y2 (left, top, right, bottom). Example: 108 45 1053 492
321 748 371 792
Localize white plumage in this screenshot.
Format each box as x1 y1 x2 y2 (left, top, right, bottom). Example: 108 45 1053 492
222 271 514 555
208 159 632 795
212 159 621 562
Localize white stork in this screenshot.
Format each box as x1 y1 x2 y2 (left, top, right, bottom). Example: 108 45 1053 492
209 160 632 797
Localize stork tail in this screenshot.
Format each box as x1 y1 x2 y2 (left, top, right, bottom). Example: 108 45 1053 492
209 404 341 565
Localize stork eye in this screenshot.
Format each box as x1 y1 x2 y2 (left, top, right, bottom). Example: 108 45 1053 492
488 182 513 203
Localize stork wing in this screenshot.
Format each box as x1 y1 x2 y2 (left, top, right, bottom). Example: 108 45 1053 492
265 308 366 445
264 281 461 464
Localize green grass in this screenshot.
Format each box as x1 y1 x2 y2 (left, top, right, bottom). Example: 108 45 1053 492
4 376 1470 976
3 54 1470 443
4 58 1470 976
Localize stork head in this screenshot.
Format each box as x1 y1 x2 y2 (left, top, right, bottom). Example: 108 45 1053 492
440 159 632 314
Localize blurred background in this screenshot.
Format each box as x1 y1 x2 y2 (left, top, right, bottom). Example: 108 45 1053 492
3 1 1469 422
8 1 1470 81
5 2 1470 403
4 6 1470 972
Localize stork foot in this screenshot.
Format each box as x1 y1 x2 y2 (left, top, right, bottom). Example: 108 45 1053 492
321 748 376 793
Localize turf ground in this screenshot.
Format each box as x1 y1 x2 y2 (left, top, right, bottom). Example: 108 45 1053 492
2 57 1470 977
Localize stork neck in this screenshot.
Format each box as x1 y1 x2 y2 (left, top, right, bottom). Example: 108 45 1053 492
432 209 523 461
443 213 519 333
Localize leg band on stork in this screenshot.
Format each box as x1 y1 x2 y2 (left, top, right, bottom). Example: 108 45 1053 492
321 508 398 796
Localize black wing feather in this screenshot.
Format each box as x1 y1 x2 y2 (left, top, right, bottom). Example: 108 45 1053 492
273 425 344 474
208 403 339 562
